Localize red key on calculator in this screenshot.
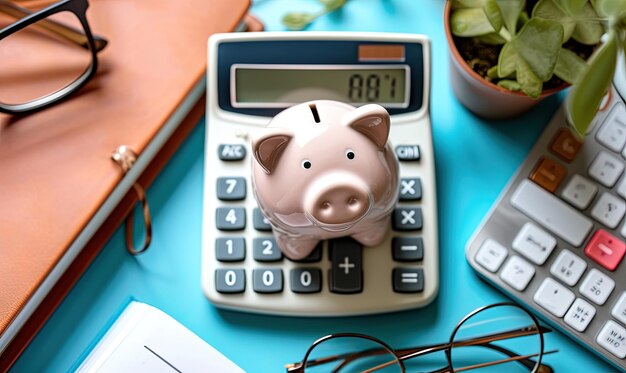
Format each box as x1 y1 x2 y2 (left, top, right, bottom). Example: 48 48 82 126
585 230 626 271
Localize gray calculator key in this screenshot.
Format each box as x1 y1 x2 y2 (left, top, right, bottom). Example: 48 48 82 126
329 238 362 294
216 177 246 201
216 207 246 231
253 208 272 231
253 237 283 262
218 144 246 161
395 145 420 161
215 269 245 293
253 269 283 293
215 238 245 262
399 178 422 201
290 268 322 293
392 237 424 262
393 207 423 231
393 268 424 293
288 243 322 263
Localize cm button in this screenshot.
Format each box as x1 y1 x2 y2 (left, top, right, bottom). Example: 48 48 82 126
395 145 420 161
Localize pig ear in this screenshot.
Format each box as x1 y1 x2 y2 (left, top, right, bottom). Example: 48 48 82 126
343 104 390 149
252 128 293 174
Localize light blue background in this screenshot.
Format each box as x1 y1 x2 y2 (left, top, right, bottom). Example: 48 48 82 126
12 1 617 372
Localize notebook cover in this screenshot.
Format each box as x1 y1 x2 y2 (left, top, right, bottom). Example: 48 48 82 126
0 0 249 367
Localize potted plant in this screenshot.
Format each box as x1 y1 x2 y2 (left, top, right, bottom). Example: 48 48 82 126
444 0 608 120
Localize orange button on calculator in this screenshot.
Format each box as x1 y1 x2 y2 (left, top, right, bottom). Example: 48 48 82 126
530 157 567 193
550 129 582 163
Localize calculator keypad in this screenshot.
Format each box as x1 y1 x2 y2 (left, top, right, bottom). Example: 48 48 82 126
467 92 626 369
212 142 428 298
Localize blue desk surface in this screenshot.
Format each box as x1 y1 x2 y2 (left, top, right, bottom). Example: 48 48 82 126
12 1 616 372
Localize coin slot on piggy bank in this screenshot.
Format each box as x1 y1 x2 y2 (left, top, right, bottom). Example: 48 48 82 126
251 100 399 260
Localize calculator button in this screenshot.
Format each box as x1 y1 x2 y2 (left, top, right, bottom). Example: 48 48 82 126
529 157 567 193
589 151 624 187
612 292 626 326
596 103 626 152
475 239 507 273
215 238 245 262
564 298 596 332
392 237 424 262
550 249 587 286
329 238 362 294
512 222 556 265
253 237 283 262
579 268 615 305
395 145 420 161
289 243 322 263
399 178 422 201
550 129 582 162
561 174 598 209
253 208 272 231
500 255 535 292
584 230 626 271
216 207 246 231
392 207 422 231
290 268 322 293
596 320 626 358
216 177 246 201
215 269 245 293
218 144 246 161
511 180 593 247
393 268 424 293
533 277 575 317
253 269 283 293
591 193 626 229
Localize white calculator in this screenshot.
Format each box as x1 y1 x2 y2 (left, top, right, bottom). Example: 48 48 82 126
201 32 438 316
466 56 626 370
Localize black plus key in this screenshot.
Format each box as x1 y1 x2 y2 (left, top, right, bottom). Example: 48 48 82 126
329 238 362 294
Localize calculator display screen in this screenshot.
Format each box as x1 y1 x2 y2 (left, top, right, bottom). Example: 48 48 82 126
232 65 409 108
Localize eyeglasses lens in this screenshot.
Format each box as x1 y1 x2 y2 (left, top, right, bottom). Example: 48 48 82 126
449 304 542 373
0 10 93 106
303 335 402 372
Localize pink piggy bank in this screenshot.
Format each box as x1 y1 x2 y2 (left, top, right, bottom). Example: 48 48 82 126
251 100 399 260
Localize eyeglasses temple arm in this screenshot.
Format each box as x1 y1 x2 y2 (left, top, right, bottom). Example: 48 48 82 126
0 1 107 51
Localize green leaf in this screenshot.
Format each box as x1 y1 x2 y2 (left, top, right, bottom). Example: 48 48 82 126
477 32 508 44
567 31 619 137
498 42 519 77
571 2 604 45
512 18 564 81
487 65 500 78
320 0 346 11
484 0 504 32
282 12 317 30
451 8 497 36
452 0 487 9
554 48 588 84
559 0 587 14
497 79 523 91
591 0 626 17
533 0 576 40
517 58 543 98
496 0 525 35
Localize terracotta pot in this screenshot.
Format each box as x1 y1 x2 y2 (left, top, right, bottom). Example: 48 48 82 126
444 1 567 120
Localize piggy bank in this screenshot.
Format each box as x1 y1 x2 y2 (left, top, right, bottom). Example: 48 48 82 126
251 100 399 260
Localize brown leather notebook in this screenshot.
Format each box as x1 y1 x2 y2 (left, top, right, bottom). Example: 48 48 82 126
0 0 251 369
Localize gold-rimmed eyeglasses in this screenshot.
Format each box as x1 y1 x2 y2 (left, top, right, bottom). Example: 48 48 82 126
286 302 557 373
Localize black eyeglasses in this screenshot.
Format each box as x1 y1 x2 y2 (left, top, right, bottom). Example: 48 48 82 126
0 0 107 114
286 302 558 373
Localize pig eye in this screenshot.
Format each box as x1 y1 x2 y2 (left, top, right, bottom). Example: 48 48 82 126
302 160 312 169
345 149 355 160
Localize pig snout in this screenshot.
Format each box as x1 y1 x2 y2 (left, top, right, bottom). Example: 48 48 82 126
304 174 371 227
